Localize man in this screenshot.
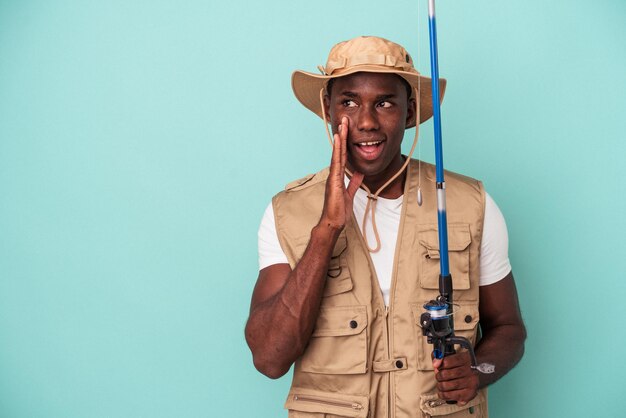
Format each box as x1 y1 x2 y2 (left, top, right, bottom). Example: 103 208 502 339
246 36 525 418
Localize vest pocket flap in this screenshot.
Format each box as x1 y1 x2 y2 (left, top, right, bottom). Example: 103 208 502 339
453 302 479 331
300 306 368 374
425 247 441 260
312 306 367 337
417 223 472 291
418 224 472 252
420 390 486 416
324 270 353 297
285 388 369 418
325 257 353 297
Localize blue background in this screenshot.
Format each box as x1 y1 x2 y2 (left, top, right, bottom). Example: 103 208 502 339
1 0 625 416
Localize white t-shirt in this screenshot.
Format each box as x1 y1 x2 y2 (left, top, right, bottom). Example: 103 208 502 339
258 183 511 305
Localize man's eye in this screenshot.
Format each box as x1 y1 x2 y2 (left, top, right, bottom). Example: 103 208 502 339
378 101 393 108
342 100 357 107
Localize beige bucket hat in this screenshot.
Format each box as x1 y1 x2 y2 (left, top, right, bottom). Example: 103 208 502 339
291 36 446 128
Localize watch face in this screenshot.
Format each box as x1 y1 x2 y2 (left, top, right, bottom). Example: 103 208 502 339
476 363 496 374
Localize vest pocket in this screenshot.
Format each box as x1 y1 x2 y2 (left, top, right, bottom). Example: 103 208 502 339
417 223 472 291
411 301 480 371
325 255 353 297
285 387 369 418
419 390 487 417
300 306 367 374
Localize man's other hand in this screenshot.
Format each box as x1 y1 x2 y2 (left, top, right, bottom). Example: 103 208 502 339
432 351 479 405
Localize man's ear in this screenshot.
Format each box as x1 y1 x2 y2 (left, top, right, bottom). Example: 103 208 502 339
406 97 417 128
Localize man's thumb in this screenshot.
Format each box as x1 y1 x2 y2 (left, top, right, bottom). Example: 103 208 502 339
346 172 364 198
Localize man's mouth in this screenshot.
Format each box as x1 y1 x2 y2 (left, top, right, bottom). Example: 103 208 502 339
353 140 385 161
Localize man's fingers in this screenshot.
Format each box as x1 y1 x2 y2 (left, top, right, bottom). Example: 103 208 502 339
437 378 470 392
434 351 471 375
441 352 470 368
331 132 342 168
339 117 348 169
346 172 364 199
433 355 479 404
432 357 443 372
331 117 349 176
437 387 474 405
435 363 474 382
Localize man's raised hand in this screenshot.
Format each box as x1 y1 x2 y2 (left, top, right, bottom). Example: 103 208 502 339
320 117 364 231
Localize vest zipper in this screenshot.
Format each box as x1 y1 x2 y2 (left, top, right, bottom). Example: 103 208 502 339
349 209 390 417
293 394 363 410
386 162 414 418
385 300 392 417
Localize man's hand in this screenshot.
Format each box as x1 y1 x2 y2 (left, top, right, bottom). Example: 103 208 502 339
429 273 526 405
320 117 364 231
432 351 479 405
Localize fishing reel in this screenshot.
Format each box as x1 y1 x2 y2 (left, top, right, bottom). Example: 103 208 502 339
420 298 495 375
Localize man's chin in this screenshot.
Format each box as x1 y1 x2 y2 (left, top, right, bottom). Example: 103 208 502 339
348 164 386 181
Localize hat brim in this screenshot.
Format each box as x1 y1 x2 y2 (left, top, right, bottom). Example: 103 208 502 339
292 66 446 129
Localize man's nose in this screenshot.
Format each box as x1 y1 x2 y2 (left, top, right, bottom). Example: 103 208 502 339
357 106 379 131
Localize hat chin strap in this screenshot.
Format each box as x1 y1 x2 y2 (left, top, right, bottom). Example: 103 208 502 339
318 87 421 253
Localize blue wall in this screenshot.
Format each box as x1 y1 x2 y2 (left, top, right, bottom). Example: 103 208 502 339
1 1 625 416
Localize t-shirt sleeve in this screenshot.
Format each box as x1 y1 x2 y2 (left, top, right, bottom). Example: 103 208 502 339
479 192 512 286
258 202 289 270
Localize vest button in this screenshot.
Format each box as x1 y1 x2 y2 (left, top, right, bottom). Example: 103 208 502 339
349 320 358 329
395 360 404 368
464 315 472 323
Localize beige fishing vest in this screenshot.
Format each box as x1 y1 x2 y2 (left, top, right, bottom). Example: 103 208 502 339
272 159 488 418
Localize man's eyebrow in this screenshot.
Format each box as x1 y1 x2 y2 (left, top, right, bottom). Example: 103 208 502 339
338 91 398 100
339 90 359 98
375 93 397 101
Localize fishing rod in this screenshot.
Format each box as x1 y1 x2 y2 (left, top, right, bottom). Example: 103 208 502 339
419 0 494 380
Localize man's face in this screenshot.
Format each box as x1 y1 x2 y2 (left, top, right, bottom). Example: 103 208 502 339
324 72 415 182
